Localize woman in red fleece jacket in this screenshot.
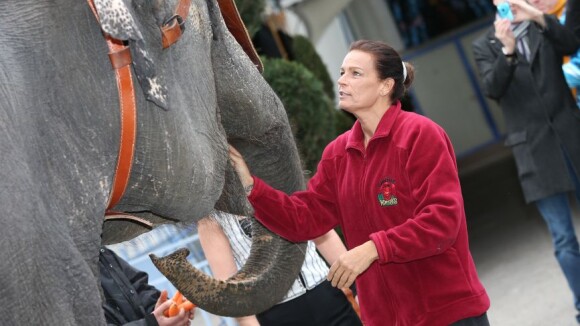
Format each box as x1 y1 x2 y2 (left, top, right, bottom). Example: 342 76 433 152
229 40 490 326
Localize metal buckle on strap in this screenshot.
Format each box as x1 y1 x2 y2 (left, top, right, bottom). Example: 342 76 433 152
161 14 186 49
163 14 185 33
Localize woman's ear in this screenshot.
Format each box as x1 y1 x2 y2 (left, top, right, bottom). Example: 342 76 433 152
380 78 395 96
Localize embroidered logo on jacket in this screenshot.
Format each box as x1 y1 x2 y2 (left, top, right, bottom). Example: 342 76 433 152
378 178 398 206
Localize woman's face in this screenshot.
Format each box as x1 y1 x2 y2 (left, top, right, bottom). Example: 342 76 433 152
338 50 388 114
528 0 558 13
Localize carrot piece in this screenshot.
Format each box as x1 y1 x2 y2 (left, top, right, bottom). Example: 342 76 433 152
163 305 170 318
166 302 179 317
163 291 186 317
171 291 184 304
178 300 196 311
159 290 168 304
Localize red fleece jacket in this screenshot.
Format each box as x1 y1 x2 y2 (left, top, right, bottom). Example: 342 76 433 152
249 102 490 325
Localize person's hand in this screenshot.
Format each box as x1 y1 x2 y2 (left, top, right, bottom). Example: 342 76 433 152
327 240 379 289
186 308 195 321
152 291 193 326
156 307 191 326
508 0 545 26
494 19 516 54
229 145 254 194
235 315 261 326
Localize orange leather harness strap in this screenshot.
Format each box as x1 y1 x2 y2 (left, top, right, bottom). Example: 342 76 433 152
87 0 258 225
217 0 263 72
87 0 137 212
105 39 137 211
161 0 192 49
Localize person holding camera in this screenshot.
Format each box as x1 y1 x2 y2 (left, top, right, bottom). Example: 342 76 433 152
472 0 580 322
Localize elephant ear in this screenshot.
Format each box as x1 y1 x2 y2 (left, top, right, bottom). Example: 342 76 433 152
94 0 169 110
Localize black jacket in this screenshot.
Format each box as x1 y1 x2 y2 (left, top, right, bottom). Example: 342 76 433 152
100 247 160 326
472 7 580 203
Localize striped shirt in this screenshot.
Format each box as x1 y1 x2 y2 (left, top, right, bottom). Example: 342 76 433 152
212 211 330 303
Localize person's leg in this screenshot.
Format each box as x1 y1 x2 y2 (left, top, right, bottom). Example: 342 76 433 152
256 280 362 326
566 153 580 207
563 151 580 323
450 313 490 326
256 292 312 326
536 193 580 314
304 280 362 326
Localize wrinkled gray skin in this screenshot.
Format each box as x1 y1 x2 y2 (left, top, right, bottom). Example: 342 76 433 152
0 0 307 324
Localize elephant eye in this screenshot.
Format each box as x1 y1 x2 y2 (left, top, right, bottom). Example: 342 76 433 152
239 218 252 238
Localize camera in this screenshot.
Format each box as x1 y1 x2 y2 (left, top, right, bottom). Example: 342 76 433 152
497 2 514 21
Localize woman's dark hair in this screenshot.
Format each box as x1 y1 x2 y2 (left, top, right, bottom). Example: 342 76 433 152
349 40 415 101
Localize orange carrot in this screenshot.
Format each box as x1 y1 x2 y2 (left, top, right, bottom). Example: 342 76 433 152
171 291 184 304
162 305 170 318
163 291 186 317
178 300 196 311
166 302 179 317
159 290 168 304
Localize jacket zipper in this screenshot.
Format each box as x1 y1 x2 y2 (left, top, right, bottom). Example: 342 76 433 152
360 142 399 324
104 253 142 316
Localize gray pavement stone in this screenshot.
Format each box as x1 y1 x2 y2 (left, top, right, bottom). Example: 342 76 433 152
462 154 579 326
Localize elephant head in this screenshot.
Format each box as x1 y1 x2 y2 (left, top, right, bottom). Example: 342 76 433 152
0 0 306 324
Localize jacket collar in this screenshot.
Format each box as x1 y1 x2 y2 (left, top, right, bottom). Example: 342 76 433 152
346 101 401 151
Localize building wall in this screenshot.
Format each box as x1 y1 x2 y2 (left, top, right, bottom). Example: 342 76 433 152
285 1 505 158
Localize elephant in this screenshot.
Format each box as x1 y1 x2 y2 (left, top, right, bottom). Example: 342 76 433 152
0 0 308 324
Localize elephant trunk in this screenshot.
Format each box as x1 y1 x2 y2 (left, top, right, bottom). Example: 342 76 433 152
149 220 306 316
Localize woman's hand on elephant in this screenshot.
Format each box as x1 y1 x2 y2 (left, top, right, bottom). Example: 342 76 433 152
327 240 379 289
229 145 254 195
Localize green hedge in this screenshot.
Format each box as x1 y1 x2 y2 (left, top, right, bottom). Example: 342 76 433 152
292 35 355 135
292 35 336 102
261 57 337 173
231 3 356 169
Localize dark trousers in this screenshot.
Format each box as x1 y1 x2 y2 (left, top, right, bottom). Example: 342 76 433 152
256 280 363 326
451 313 490 326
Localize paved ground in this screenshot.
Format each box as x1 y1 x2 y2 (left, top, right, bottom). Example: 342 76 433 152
459 147 580 326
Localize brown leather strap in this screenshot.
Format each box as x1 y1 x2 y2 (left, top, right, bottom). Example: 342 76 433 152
163 0 262 71
87 0 137 211
161 0 192 48
108 47 132 69
217 0 263 72
105 39 137 211
88 0 257 215
341 287 361 319
104 212 153 229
